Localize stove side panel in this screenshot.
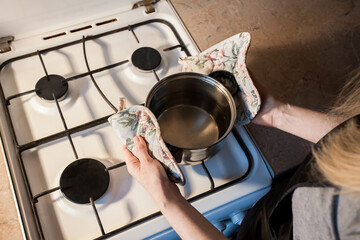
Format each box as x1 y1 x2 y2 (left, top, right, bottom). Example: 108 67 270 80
0 87 40 239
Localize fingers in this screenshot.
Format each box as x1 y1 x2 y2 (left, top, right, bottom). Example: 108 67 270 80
122 144 137 163
122 136 173 195
132 136 153 163
121 144 140 175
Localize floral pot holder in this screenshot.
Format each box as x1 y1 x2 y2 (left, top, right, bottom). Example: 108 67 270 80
179 32 260 125
108 105 186 185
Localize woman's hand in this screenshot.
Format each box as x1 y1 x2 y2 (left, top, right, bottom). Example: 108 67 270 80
248 70 340 142
249 70 286 128
122 136 228 240
122 136 182 205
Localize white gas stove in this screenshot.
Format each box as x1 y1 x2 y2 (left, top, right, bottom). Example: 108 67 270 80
0 0 273 239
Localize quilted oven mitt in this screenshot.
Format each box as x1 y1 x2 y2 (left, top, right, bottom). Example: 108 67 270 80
108 105 186 185
179 32 260 125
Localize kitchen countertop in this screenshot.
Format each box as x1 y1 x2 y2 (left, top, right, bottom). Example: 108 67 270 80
0 151 23 239
1 0 359 238
171 0 359 173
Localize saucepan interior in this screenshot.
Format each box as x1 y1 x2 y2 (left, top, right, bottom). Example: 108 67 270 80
146 72 236 150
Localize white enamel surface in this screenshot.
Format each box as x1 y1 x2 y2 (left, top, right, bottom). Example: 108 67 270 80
0 0 138 37
109 126 272 239
1 5 197 145
0 1 272 239
21 124 267 239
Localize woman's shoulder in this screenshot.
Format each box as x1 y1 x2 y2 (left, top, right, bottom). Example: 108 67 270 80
292 187 360 240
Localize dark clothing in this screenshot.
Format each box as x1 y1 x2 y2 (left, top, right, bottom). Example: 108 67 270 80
236 116 360 240
236 153 324 239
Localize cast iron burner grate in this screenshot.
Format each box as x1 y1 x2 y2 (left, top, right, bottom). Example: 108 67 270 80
0 18 254 240
131 47 161 71
35 75 69 101
60 158 110 204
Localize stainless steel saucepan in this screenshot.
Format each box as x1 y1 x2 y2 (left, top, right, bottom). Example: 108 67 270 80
145 72 237 165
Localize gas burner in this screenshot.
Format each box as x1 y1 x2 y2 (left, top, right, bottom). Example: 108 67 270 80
131 47 161 72
60 158 110 204
35 74 69 101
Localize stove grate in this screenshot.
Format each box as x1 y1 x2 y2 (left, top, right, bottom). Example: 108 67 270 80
93 129 253 240
0 19 252 239
82 36 118 112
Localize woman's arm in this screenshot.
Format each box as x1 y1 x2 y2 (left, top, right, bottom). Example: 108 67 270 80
249 71 341 143
122 136 227 240
269 103 340 143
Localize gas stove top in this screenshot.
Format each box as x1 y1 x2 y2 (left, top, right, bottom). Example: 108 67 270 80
0 1 272 239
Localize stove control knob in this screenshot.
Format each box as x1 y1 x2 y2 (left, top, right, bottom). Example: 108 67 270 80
230 210 246 225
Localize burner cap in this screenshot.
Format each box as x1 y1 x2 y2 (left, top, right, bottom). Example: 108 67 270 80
35 74 68 101
60 158 110 204
131 47 161 71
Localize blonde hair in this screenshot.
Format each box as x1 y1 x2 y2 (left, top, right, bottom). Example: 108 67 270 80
313 67 360 194
330 68 360 119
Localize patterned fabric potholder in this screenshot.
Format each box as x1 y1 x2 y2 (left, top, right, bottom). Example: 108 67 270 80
179 32 260 125
108 105 185 185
